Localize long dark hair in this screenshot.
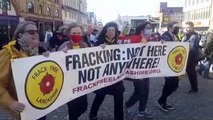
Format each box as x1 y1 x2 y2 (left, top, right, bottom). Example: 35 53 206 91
135 22 151 35
96 22 119 45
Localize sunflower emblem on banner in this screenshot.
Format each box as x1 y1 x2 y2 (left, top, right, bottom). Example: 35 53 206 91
25 61 64 109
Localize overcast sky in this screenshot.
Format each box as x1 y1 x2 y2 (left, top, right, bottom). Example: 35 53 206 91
87 0 185 24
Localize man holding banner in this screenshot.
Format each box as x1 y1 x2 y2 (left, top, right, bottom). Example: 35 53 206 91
157 21 181 112
0 21 47 120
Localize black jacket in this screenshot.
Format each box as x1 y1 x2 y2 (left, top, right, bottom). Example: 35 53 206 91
183 32 200 61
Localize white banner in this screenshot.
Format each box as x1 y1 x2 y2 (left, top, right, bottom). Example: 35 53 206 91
11 42 189 120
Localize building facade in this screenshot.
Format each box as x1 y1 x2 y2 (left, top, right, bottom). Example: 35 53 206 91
62 0 88 27
156 2 183 28
17 0 63 33
183 0 212 31
0 0 63 41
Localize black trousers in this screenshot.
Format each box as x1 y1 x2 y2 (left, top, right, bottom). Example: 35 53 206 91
125 78 149 112
89 92 124 120
186 60 198 91
67 95 88 120
158 77 179 104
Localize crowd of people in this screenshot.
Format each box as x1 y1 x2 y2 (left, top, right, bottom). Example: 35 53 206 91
0 20 212 120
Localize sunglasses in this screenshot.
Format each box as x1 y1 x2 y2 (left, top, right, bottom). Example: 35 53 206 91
24 30 38 35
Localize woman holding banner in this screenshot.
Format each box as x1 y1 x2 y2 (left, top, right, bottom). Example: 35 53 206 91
58 23 88 120
0 21 48 120
124 22 154 118
89 22 125 120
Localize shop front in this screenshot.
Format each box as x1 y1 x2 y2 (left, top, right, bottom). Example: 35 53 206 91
0 15 19 42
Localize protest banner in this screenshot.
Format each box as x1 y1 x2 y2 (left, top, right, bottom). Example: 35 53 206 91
11 42 189 120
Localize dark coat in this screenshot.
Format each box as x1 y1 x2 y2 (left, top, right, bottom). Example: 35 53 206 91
204 32 213 57
183 32 200 61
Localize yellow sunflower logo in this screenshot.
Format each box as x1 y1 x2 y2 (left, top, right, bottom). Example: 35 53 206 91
25 61 64 109
167 46 187 73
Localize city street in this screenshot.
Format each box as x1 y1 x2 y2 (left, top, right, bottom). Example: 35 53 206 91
1 75 213 120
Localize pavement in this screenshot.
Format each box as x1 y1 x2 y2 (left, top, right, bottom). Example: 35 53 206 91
1 74 213 120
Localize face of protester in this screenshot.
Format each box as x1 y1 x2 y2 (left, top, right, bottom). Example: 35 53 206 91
19 24 39 49
143 24 152 37
183 24 194 34
170 23 180 35
106 27 116 40
69 27 83 44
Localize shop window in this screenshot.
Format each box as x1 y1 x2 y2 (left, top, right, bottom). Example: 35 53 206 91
27 2 34 13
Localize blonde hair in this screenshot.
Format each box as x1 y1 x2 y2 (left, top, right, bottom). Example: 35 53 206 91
13 21 36 40
65 23 83 35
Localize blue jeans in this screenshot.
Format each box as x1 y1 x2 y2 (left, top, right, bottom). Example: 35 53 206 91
199 59 213 77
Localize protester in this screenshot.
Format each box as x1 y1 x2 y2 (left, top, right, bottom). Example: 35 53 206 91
157 21 180 112
0 21 47 120
44 28 53 44
128 29 135 36
154 28 161 41
0 32 8 50
198 29 213 79
183 21 200 93
49 25 68 51
58 23 88 120
178 29 184 41
83 28 93 47
124 22 154 118
90 29 98 46
89 22 125 120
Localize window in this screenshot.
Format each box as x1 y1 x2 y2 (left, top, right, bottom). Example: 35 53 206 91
54 0 58 3
39 5 42 14
55 10 59 17
0 0 11 10
188 0 191 6
69 12 71 18
7 0 11 10
65 11 67 17
192 0 195 5
0 0 2 9
46 7 51 15
196 0 199 4
195 10 198 20
201 9 204 19
27 2 34 13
